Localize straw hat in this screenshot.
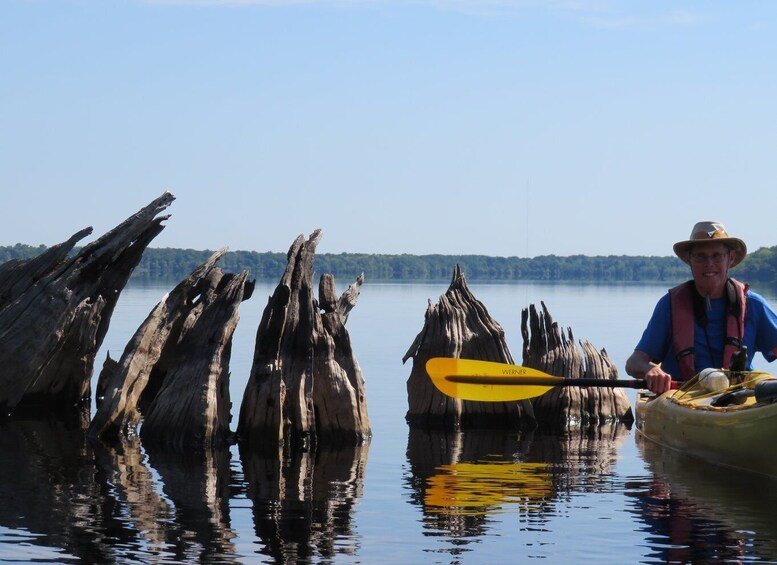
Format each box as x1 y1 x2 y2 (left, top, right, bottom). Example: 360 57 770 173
673 220 747 267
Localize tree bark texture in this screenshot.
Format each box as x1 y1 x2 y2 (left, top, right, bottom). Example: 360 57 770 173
521 302 634 426
402 265 535 429
90 248 254 450
0 192 175 417
237 229 370 450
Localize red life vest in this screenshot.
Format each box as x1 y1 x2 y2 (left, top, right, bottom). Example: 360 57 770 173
669 278 748 380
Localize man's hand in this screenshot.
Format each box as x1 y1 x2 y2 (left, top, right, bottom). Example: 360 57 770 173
625 350 674 394
644 364 674 395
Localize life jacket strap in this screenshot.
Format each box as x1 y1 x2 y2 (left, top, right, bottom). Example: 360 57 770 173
676 347 694 360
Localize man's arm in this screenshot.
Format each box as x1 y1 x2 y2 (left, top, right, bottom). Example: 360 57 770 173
626 350 674 394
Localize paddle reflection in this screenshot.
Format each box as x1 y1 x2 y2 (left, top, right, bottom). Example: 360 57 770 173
628 435 777 562
424 460 553 516
406 425 630 553
239 442 369 563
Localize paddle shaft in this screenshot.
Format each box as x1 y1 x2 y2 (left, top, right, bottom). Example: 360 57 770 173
445 375 648 389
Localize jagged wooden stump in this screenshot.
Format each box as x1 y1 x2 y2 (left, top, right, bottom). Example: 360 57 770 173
90 248 254 449
238 229 370 450
402 265 534 429
522 302 634 426
0 227 93 311
0 192 175 417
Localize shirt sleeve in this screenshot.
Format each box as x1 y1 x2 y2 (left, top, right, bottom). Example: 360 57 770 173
635 293 673 363
748 291 777 362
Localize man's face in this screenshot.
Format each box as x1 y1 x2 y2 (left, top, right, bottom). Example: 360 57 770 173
688 242 735 296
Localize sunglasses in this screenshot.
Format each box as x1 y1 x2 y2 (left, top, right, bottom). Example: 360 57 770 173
690 251 730 264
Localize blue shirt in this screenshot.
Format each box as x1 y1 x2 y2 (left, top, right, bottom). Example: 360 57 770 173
635 288 777 379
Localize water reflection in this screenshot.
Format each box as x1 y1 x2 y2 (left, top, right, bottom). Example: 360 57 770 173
626 435 777 563
405 425 630 556
9 412 777 563
0 416 369 563
142 445 238 562
0 417 114 563
424 460 553 516
239 443 369 563
90 436 180 561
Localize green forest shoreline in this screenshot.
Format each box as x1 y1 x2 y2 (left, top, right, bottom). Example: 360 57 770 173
4 243 777 286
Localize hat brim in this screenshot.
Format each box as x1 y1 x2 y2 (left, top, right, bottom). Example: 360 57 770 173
673 238 747 267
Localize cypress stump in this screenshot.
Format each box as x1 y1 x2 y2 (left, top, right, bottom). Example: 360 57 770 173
404 266 633 429
403 265 535 429
522 302 634 426
237 229 370 451
0 192 175 418
89 248 254 449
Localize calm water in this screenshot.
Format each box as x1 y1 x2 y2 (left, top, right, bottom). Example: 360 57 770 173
2 279 777 564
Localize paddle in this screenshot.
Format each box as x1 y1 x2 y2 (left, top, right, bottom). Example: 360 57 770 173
425 357 674 402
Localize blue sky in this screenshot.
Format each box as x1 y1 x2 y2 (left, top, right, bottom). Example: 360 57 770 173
2 1 776 258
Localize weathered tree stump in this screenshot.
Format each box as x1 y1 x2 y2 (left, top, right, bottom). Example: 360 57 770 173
0 227 92 311
89 248 254 450
0 192 175 417
140 267 253 449
237 229 370 450
522 302 634 426
402 265 535 429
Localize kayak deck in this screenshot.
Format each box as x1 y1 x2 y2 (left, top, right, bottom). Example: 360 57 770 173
635 371 777 477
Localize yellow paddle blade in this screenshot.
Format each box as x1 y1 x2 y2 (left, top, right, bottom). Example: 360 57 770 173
425 357 562 402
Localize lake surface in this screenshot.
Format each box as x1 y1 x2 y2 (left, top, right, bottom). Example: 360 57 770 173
2 279 777 564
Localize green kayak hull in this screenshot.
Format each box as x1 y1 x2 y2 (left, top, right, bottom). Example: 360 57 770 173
635 372 777 477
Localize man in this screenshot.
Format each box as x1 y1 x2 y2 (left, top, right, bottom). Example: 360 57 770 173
625 220 777 394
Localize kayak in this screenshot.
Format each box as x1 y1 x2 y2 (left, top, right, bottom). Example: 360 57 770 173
635 370 777 478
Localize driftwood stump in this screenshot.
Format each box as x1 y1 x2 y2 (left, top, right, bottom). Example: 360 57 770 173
89 248 254 449
238 229 370 450
522 302 634 426
404 266 633 429
0 192 174 417
402 265 534 429
0 227 92 311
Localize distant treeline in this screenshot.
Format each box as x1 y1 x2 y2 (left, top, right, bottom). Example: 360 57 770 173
5 243 777 285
